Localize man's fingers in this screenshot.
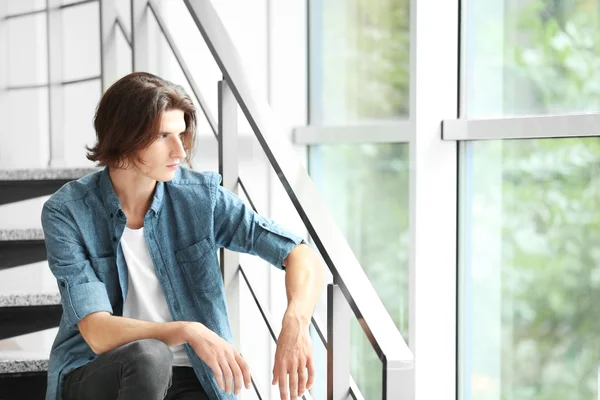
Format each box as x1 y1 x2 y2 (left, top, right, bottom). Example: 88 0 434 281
289 368 299 399
278 367 289 400
272 365 279 385
297 365 307 396
306 356 316 389
219 357 234 395
228 354 244 395
209 362 225 391
236 352 252 389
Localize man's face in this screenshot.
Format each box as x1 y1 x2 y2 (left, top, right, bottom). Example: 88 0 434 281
134 109 187 182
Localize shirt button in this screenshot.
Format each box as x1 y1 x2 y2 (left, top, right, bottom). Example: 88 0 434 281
88 356 94 361
109 213 113 218
112 236 117 242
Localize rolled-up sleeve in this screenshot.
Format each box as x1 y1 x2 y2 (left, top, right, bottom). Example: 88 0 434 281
41 201 113 328
212 177 304 270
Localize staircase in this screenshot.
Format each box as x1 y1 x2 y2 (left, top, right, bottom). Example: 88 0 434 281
0 168 95 399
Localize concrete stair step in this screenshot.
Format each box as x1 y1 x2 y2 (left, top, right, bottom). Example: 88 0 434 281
0 168 99 206
0 353 49 374
0 168 98 181
0 229 46 271
0 228 44 242
0 351 49 400
0 293 62 341
0 293 60 308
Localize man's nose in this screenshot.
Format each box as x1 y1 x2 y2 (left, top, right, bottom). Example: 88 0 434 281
171 137 187 159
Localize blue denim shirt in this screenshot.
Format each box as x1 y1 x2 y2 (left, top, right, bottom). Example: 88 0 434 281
41 166 304 400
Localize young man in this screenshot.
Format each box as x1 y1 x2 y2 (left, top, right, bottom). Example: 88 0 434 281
41 72 323 400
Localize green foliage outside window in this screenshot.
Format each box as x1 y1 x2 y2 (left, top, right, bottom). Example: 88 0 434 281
488 1 600 399
312 0 600 399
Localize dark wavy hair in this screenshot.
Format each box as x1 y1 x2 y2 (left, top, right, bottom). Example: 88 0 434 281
86 72 196 168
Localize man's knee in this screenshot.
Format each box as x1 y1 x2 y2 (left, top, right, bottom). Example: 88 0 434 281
122 339 173 376
112 339 173 398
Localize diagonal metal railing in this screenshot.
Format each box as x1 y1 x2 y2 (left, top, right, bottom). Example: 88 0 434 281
135 1 414 398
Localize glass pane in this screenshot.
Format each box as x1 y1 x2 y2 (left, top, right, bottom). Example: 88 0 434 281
464 0 600 117
308 324 327 400
309 143 409 397
351 318 382 399
309 0 410 124
459 138 600 400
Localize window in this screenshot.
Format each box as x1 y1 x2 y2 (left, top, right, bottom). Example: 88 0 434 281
459 1 600 399
309 0 410 124
309 143 409 398
465 0 600 117
308 0 411 397
460 138 600 399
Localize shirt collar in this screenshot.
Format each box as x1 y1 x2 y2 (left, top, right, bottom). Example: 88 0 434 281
98 167 165 217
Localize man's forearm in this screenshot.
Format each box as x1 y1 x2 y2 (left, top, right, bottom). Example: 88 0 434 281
282 243 324 325
78 311 191 354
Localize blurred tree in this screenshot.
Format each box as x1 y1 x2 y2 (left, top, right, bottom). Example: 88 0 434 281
496 0 600 398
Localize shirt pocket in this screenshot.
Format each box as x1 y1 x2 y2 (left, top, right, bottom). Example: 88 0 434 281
175 237 221 294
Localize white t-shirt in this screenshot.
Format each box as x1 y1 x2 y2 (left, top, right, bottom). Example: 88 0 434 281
121 226 191 367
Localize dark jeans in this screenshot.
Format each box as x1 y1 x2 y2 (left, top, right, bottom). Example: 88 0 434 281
62 339 209 400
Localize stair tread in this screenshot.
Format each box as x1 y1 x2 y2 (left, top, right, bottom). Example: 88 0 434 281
0 355 49 373
0 293 60 307
0 168 99 181
0 228 44 241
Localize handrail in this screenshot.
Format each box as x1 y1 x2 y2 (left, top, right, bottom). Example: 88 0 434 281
180 0 412 374
147 1 218 138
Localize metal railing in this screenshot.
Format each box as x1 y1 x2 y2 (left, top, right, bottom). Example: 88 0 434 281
141 0 414 398
178 1 414 398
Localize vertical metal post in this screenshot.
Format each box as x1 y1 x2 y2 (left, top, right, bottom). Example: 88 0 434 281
47 0 65 167
131 0 150 71
100 0 119 91
218 79 241 349
327 283 350 399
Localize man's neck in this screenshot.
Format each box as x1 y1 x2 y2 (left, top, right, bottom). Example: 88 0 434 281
108 167 156 219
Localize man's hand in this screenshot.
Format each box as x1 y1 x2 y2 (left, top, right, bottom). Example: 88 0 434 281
183 322 252 396
272 311 315 399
